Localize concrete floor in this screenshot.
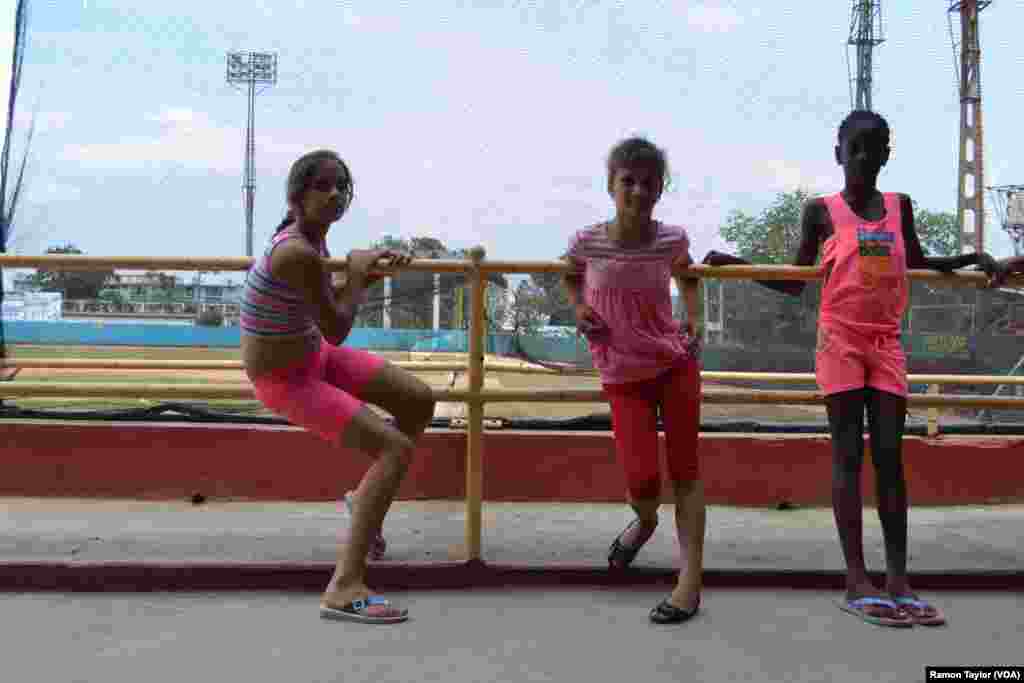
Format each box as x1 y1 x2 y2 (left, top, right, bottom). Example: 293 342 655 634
3 589 1022 683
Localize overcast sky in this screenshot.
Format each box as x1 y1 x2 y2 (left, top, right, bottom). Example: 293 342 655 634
1 0 1023 281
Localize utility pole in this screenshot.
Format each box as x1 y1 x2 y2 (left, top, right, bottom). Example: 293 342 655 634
949 1 991 255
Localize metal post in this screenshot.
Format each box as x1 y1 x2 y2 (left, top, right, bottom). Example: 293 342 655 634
927 384 941 437
949 1 991 255
245 78 256 258
432 273 441 331
465 246 486 562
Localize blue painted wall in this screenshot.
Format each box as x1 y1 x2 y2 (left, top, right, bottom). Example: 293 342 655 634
3 320 521 354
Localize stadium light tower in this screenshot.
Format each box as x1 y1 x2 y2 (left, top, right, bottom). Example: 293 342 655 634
226 51 278 257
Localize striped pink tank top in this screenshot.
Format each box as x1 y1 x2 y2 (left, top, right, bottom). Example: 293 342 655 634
240 231 324 338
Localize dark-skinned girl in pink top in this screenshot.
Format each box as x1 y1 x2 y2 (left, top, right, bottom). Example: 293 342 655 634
705 111 1001 627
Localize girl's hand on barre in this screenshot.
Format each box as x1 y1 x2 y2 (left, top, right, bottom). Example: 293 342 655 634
367 251 413 285
702 251 748 267
346 249 412 285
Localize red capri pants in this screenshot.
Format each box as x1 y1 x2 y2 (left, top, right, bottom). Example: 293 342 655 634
603 358 701 501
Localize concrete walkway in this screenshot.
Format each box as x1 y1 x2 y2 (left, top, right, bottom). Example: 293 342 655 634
1 498 1021 591
5 589 1023 683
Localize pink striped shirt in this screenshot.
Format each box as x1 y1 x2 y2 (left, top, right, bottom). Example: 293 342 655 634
565 221 696 385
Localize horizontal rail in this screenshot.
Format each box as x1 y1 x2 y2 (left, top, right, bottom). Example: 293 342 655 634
0 358 557 375
2 254 1021 286
0 359 469 372
700 371 1024 386
3 382 1024 409
5 360 1024 387
0 254 471 274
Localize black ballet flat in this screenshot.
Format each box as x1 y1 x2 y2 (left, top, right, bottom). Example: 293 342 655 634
649 599 700 625
608 518 647 569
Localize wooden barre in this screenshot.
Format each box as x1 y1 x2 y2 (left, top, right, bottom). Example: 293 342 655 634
0 254 471 274
0 358 562 375
699 371 1024 386
2 254 1022 286
0 359 468 372
6 359 1024 387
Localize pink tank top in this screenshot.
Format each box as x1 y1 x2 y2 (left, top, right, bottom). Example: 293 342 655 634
818 192 907 336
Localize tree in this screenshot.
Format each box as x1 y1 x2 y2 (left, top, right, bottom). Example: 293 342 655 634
914 204 958 258
529 271 575 325
26 244 118 300
351 235 508 330
145 271 178 303
1 0 35 385
0 0 34 256
720 190 960 264
717 190 964 345
719 190 811 265
507 280 548 335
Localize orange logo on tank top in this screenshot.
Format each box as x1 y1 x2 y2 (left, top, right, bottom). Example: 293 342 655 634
857 226 895 287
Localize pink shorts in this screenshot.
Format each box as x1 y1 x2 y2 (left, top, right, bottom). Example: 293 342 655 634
815 323 907 398
250 339 386 444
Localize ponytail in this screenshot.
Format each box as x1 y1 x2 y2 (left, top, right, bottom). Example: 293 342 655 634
275 210 295 233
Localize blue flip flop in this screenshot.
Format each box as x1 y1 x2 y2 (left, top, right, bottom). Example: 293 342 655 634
320 596 408 624
836 597 913 628
892 596 947 626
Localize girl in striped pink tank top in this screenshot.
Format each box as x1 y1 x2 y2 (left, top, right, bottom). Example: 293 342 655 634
705 112 1001 627
242 150 436 625
563 137 705 625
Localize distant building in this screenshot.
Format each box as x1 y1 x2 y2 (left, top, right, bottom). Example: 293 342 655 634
1 291 63 321
10 271 243 323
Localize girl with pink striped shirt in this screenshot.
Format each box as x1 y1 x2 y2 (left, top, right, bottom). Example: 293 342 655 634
562 137 704 625
705 111 1000 627
242 150 436 624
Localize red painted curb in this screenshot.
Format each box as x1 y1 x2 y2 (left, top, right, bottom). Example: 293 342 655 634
2 562 1021 593
3 422 1024 505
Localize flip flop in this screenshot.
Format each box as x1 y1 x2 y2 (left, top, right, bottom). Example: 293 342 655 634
320 596 408 624
891 596 947 626
836 597 914 628
342 492 387 560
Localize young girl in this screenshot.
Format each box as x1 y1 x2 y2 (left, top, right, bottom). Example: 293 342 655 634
704 111 1000 627
562 137 704 625
242 149 436 624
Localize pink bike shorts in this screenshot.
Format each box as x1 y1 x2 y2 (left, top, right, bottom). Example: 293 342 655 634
815 323 907 398
250 339 386 444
